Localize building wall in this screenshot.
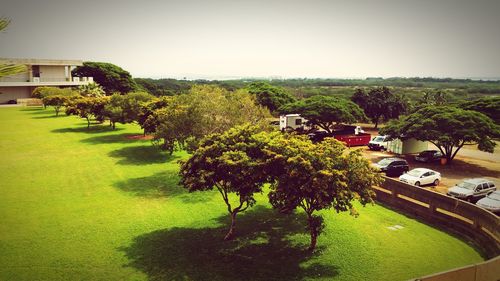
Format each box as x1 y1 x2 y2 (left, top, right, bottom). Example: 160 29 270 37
0 87 32 103
388 138 428 154
0 71 29 82
39 65 67 81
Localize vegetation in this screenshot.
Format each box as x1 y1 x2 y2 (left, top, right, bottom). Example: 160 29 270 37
351 87 408 128
0 18 27 79
65 96 110 128
280 95 366 133
104 92 154 129
265 135 382 250
180 125 270 240
72 62 138 94
0 107 483 280
77 82 105 97
42 95 71 116
460 96 500 124
246 82 296 113
136 96 172 135
381 106 499 163
153 85 270 153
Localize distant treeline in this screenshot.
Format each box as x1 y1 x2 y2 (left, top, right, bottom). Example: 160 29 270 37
134 77 500 97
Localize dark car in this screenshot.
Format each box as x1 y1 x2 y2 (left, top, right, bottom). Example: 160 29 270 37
307 131 331 143
373 157 409 177
415 150 442 163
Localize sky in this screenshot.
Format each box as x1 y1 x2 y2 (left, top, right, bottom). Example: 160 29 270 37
1 0 500 79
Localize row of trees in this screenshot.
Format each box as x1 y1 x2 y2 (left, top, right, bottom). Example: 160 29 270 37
180 125 383 250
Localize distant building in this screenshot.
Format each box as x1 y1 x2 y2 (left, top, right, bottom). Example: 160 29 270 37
0 58 93 103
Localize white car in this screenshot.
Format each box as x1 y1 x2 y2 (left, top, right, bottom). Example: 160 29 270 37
476 191 500 214
399 168 441 187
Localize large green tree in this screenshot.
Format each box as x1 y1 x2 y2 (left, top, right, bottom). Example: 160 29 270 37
137 96 172 135
247 82 296 113
460 96 500 124
65 96 110 128
103 92 154 129
154 85 270 153
351 87 408 128
42 95 72 116
72 62 137 94
280 95 366 133
380 106 499 164
179 125 271 240
265 134 382 251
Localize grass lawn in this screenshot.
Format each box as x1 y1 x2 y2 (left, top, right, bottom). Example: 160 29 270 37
0 107 483 281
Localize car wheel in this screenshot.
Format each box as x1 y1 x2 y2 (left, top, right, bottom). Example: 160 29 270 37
414 181 420 187
433 179 439 186
380 147 385 151
466 196 473 203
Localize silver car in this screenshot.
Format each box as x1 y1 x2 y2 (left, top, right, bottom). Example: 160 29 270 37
447 178 496 202
476 191 500 214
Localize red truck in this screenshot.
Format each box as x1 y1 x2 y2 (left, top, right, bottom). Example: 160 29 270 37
308 125 371 146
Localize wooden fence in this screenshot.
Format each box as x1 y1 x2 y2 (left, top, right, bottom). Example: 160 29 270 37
373 177 500 280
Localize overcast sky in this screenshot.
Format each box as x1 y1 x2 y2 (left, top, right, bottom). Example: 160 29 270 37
1 0 500 79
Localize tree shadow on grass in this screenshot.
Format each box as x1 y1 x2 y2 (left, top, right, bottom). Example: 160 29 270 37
31 114 62 119
108 145 178 165
52 125 125 134
120 206 339 281
114 171 184 198
81 133 147 144
114 171 215 203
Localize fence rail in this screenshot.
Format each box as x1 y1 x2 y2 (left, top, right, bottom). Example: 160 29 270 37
374 177 500 281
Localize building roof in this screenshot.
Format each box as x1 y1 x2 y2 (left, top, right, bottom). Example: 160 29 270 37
0 58 83 66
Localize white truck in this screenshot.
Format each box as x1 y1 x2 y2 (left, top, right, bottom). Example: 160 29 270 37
368 135 390 151
279 114 309 131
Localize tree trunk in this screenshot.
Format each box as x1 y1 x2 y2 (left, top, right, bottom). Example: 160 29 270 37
373 117 379 129
55 108 59 116
224 211 237 241
86 117 90 128
112 122 116 130
307 213 318 251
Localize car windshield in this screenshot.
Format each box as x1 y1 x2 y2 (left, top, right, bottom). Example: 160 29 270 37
407 169 424 177
377 159 392 166
487 192 500 201
456 181 476 190
374 136 385 142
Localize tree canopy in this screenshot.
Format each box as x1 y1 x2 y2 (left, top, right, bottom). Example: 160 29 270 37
65 96 110 128
264 134 381 250
72 62 137 94
280 95 366 133
460 96 500 124
179 125 271 240
351 87 408 128
380 106 499 163
104 92 154 129
154 85 271 153
247 82 296 113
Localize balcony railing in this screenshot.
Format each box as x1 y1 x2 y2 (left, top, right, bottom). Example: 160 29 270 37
0 77 93 83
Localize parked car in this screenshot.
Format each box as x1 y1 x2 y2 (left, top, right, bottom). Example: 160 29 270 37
476 190 500 214
368 135 390 151
372 158 409 177
447 178 496 202
399 168 441 186
414 150 442 163
307 131 330 143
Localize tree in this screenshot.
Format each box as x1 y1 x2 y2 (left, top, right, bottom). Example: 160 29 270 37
104 92 154 129
460 96 500 124
33 87 79 109
179 125 271 240
264 134 382 251
154 85 271 153
351 87 408 128
78 82 105 97
137 96 172 135
380 106 499 164
247 82 296 113
280 95 366 133
65 96 110 128
72 62 137 94
0 18 27 78
42 95 70 116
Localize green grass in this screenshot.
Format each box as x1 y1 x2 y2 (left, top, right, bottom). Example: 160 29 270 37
0 107 483 281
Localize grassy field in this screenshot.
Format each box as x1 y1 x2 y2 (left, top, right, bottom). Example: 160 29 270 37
0 107 483 281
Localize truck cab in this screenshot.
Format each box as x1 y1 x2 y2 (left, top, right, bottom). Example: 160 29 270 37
368 135 390 151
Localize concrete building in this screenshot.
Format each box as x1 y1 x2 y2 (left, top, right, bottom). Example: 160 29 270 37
0 58 93 103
